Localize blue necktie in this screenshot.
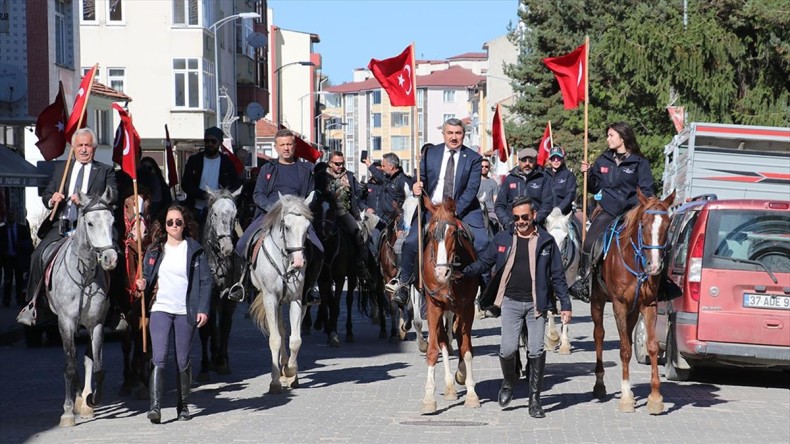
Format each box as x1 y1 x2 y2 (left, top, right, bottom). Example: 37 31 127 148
442 151 456 201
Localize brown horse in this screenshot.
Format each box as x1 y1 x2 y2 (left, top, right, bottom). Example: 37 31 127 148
591 189 675 414
376 212 416 344
419 197 480 414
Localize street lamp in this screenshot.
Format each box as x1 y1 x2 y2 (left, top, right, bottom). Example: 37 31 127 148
299 90 331 138
210 12 261 127
274 60 314 126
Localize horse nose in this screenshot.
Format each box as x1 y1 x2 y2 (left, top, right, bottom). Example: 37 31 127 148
435 266 450 283
101 250 118 270
220 238 233 256
290 251 305 270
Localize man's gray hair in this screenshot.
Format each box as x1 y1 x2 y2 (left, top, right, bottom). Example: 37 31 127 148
382 152 400 168
442 118 466 135
72 127 98 147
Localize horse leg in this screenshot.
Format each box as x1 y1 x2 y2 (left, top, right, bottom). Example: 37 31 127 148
421 309 440 414
458 302 480 408
559 321 572 355
265 298 284 394
642 304 665 415
58 320 78 427
441 341 456 401
545 310 560 351
412 289 427 353
614 302 637 413
301 305 312 336
327 278 342 347
345 277 355 343
215 298 237 375
283 300 303 389
444 312 454 354
84 323 105 411
75 343 94 419
591 287 607 399
119 324 133 396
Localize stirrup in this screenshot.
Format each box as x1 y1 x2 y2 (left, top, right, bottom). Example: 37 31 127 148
16 302 37 327
384 278 400 294
226 283 245 303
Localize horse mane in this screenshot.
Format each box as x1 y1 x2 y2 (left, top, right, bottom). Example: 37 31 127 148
262 194 313 234
621 195 667 241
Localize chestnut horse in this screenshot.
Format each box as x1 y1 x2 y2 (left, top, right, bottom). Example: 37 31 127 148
591 189 674 414
419 197 480 414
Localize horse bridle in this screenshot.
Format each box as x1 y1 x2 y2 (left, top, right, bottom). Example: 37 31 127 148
81 202 116 256
423 221 468 304
262 210 307 288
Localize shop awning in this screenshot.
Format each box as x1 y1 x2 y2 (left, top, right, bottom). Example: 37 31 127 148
0 145 49 187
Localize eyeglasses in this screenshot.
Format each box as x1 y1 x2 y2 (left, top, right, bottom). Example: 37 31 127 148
549 156 563 161
331 161 345 167
513 214 532 222
519 157 537 163
166 219 184 227
204 138 219 145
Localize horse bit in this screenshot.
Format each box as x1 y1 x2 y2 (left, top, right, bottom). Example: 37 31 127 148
262 211 306 294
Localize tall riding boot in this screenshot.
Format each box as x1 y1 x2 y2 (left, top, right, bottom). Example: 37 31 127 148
147 366 165 424
176 363 192 421
391 274 412 309
528 352 547 418
569 252 591 302
498 355 518 408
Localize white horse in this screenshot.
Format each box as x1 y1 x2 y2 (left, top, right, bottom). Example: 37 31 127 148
248 193 314 393
48 189 118 426
544 207 580 355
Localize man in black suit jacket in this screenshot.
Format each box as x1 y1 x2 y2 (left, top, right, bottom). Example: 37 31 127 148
1 211 33 307
21 128 117 323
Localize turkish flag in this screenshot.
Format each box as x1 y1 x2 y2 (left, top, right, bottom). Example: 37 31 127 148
667 106 685 133
35 82 69 161
537 122 552 166
294 135 321 163
65 64 98 141
164 124 179 187
368 45 416 107
491 103 509 162
221 139 245 175
542 43 587 110
112 103 141 180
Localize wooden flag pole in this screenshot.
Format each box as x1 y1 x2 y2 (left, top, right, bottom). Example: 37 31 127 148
132 179 148 353
548 120 554 149
410 42 424 292
581 36 590 243
50 63 98 221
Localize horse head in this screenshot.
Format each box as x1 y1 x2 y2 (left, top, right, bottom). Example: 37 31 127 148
633 189 676 275
424 197 463 286
267 193 313 271
206 187 238 257
78 189 118 271
546 207 571 250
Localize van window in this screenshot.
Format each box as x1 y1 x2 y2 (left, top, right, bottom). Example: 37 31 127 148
703 210 790 273
671 211 700 270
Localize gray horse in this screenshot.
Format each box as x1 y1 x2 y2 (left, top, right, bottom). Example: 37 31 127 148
48 189 118 426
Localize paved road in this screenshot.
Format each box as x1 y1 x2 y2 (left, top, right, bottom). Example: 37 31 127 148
0 298 788 443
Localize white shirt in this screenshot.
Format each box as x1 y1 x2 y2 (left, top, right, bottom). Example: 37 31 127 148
196 155 221 209
68 161 92 196
430 147 459 204
151 240 189 315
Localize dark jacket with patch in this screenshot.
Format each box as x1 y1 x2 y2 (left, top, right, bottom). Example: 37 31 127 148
253 160 315 217
181 152 242 207
495 167 553 229
546 165 577 215
368 163 413 223
587 150 654 217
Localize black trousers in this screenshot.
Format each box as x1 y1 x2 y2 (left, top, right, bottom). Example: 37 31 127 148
582 211 615 255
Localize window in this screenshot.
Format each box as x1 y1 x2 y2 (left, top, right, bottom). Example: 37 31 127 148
346 117 354 135
81 0 96 22
443 90 455 102
203 59 216 111
417 89 424 108
173 58 200 108
93 109 111 145
391 136 409 151
236 18 255 58
418 111 424 131
107 0 123 23
372 113 381 128
55 0 73 67
371 90 381 105
372 136 382 151
82 67 101 83
442 113 456 123
391 112 409 128
201 0 213 28
108 68 125 93
173 0 199 26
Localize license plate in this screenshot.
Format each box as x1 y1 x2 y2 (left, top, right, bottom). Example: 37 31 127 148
743 294 790 310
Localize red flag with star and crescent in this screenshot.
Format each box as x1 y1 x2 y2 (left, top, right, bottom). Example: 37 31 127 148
112 103 141 180
65 64 98 142
537 122 552 166
368 45 416 107
542 43 587 110
491 103 509 162
35 81 69 161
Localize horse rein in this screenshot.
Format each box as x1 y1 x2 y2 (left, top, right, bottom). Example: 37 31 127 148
423 221 474 305
261 211 307 294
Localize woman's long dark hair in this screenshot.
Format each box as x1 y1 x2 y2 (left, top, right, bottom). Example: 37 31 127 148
606 122 643 157
149 203 199 251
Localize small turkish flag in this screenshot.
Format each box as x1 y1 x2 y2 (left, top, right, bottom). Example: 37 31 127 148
35 81 69 161
368 45 416 107
491 103 509 162
112 104 141 180
543 43 587 110
537 122 552 167
65 64 98 142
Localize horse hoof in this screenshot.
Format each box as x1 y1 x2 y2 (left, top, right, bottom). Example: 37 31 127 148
418 339 428 354
559 345 572 355
345 333 354 343
196 371 210 383
290 375 300 389
74 395 84 414
404 320 413 331
80 405 94 419
454 371 465 386
329 333 341 347
464 395 481 408
268 383 283 394
421 400 437 414
59 414 76 427
444 389 458 401
647 396 665 415
86 393 97 408
593 383 606 399
215 364 231 375
618 398 636 413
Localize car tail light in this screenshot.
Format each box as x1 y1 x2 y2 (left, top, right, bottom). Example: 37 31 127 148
768 202 789 210
687 232 704 302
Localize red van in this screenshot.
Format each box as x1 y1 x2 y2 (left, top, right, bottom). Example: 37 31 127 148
648 198 790 380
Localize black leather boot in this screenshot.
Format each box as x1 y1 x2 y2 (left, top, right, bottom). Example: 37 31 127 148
392 276 412 309
176 363 192 421
528 353 546 418
569 252 591 302
148 366 165 424
498 355 518 408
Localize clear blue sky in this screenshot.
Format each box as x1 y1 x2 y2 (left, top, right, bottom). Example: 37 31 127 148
268 0 520 84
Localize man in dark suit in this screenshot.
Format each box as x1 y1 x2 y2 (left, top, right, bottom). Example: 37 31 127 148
20 128 117 325
1 211 33 307
391 118 490 308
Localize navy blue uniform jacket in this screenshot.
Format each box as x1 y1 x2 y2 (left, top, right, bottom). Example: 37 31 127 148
369 163 413 222
587 150 654 217
495 167 553 229
546 165 577 215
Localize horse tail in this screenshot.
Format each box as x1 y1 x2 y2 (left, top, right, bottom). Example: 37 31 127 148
249 294 270 336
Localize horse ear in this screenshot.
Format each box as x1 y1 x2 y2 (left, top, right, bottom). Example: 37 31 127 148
206 187 216 198
637 188 648 205
663 190 676 208
231 186 243 198
422 194 435 214
101 186 116 205
78 190 88 206
304 191 315 206
445 198 457 215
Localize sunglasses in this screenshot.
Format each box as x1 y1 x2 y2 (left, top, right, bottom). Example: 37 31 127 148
481 165 490 169
519 157 537 163
549 156 563 161
331 161 345 166
513 214 532 222
166 219 184 227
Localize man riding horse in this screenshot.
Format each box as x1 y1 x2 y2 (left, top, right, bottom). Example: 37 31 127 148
364 153 413 259
390 118 490 308
19 128 118 326
235 129 323 304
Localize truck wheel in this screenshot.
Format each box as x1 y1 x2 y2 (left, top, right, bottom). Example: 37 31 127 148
665 326 692 381
633 313 649 365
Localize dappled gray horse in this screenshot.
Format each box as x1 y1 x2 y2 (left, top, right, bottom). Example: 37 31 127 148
47 189 118 426
198 187 241 381
248 193 313 393
544 208 580 354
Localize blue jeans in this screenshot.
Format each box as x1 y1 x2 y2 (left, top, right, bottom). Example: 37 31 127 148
500 297 546 359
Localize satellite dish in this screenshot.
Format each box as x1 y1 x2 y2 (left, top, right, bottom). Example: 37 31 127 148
246 32 268 49
0 64 27 103
245 102 265 121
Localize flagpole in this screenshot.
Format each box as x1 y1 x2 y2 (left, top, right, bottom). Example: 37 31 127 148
132 179 148 353
548 120 554 150
581 36 590 243
410 42 424 293
50 63 98 221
